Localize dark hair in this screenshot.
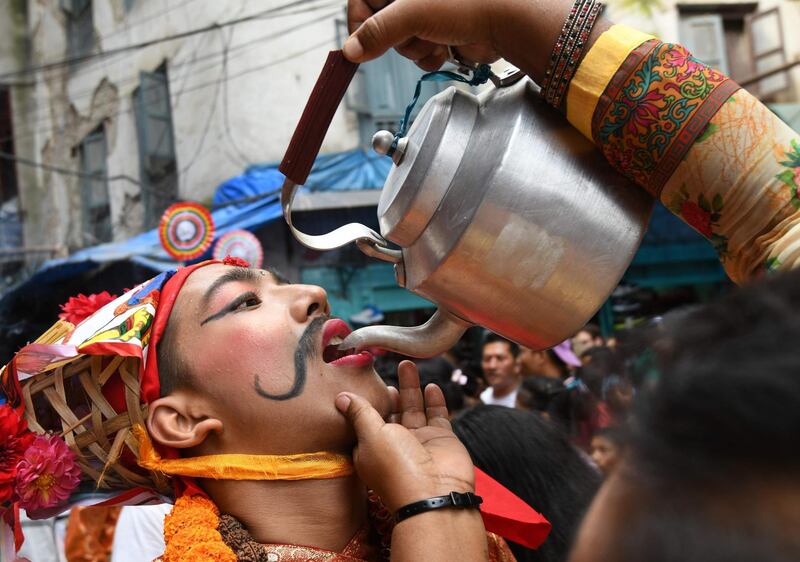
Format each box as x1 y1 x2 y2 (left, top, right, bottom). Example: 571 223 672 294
614 269 800 562
578 346 619 397
544 349 569 376
593 426 626 448
453 406 600 562
416 356 464 413
518 375 564 412
482 332 520 358
156 313 188 396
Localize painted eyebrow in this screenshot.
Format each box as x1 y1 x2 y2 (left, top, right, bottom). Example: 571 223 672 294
201 267 260 310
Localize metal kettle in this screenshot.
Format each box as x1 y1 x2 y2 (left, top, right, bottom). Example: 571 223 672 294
280 52 653 358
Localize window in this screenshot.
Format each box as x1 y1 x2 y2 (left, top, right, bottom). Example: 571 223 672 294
354 51 448 145
0 85 22 271
61 0 94 59
336 19 446 145
678 4 792 100
678 3 762 84
0 87 17 205
747 8 789 99
679 14 730 75
134 64 178 229
79 126 112 245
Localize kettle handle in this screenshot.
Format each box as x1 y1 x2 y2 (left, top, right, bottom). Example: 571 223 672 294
281 179 401 263
279 51 400 264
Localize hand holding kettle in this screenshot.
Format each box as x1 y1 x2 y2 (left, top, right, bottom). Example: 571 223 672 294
279 0 653 358
344 0 611 89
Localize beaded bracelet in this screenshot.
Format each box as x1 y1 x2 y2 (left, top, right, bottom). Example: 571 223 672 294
541 0 588 104
550 1 605 108
541 0 605 109
544 0 590 105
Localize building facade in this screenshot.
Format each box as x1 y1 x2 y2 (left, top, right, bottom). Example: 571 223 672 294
608 0 800 108
0 0 798 324
0 0 442 288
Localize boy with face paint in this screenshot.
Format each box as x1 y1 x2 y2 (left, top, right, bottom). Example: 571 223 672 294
0 259 522 561
147 261 504 559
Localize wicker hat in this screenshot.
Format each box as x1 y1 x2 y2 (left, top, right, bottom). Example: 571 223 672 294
0 260 223 550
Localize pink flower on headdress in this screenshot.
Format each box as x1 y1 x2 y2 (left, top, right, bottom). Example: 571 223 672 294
59 292 117 325
0 407 35 504
14 435 81 512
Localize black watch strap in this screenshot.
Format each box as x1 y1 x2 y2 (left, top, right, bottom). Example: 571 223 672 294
395 491 483 522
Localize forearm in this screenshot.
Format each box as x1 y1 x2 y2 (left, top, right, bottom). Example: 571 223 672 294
391 509 489 561
564 24 800 281
492 0 611 87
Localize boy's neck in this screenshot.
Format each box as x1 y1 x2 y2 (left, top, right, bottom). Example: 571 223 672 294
202 475 368 552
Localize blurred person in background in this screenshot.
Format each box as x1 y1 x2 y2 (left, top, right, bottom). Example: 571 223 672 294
589 428 625 478
579 347 632 428
517 342 581 380
480 333 522 407
516 375 565 420
571 324 604 359
415 355 465 415
454 406 601 562
570 269 800 562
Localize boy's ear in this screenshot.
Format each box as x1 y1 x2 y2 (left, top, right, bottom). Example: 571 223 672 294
146 392 223 449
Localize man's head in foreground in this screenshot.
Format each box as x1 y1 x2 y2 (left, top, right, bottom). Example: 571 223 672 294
146 264 391 458
569 269 800 562
481 333 520 396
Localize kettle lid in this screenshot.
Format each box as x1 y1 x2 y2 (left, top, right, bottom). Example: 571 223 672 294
375 86 480 247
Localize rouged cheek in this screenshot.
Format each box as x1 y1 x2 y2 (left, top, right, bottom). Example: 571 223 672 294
192 325 286 392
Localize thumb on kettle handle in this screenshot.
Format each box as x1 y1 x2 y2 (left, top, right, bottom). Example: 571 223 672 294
339 308 472 358
279 51 359 185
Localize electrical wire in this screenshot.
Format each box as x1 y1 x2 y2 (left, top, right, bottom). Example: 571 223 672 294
175 27 227 181
0 0 328 80
221 26 256 166
0 37 336 196
92 0 204 44
0 1 341 135
0 7 341 144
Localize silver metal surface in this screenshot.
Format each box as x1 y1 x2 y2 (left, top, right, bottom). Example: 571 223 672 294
288 76 654 358
340 308 472 357
372 131 409 165
489 66 526 88
372 130 394 155
377 88 479 247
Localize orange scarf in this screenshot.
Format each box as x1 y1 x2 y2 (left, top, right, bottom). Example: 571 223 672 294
133 425 353 481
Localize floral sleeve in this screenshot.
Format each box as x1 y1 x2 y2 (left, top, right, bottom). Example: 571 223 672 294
566 24 800 282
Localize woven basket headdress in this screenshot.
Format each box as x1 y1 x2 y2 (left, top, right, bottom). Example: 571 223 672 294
0 261 219 546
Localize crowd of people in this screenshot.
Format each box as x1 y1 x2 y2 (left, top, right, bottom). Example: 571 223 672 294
375 321 632 467
3 0 800 558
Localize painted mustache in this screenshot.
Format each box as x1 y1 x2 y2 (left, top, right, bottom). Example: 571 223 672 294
253 316 327 401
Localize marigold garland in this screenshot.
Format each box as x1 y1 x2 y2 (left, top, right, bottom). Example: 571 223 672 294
161 495 236 562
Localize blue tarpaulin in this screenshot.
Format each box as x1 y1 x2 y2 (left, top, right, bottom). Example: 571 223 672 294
9 149 390 292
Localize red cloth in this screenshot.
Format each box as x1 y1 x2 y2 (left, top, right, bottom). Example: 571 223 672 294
475 467 551 550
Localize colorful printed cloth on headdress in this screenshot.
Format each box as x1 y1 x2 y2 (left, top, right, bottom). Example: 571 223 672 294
8 271 175 387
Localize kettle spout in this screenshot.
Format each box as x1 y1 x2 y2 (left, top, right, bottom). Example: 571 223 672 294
340 308 472 358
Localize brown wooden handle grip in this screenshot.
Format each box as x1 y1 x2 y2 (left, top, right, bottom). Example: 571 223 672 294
279 51 359 185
